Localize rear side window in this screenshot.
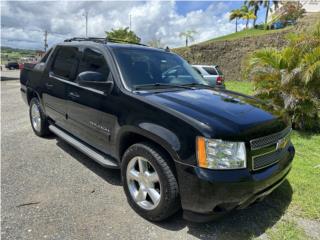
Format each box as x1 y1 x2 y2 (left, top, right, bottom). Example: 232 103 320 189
78 48 110 81
203 67 218 75
51 47 79 80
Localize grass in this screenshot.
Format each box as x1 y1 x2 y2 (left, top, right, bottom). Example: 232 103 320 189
200 27 293 44
225 80 254 95
226 80 320 237
267 220 308 240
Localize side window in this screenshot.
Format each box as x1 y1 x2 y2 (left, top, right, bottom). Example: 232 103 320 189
51 46 79 81
203 67 218 75
78 48 110 82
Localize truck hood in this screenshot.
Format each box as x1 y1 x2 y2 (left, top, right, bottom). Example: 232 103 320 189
143 89 289 140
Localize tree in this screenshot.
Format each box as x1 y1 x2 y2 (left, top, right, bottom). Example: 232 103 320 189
179 30 196 47
106 27 141 43
245 22 320 131
241 5 257 29
264 0 279 25
229 9 243 32
279 2 305 22
147 38 164 48
245 0 263 27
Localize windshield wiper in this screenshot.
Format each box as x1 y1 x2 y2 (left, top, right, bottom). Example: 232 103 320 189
134 83 194 90
183 83 217 89
181 83 212 88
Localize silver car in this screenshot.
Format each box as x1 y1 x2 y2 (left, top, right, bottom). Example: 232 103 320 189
192 65 225 88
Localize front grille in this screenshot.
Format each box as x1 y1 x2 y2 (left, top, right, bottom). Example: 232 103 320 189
253 149 287 170
250 127 291 170
250 127 291 150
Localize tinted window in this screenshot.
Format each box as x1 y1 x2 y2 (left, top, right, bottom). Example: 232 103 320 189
113 48 207 89
203 67 218 75
215 66 223 75
78 48 110 81
52 47 79 80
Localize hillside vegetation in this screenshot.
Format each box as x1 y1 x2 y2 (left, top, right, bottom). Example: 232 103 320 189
1 47 37 64
174 12 320 81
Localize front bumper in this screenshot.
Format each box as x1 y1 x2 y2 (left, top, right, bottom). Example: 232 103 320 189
175 145 295 222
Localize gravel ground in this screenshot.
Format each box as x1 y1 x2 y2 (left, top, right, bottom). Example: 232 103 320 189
1 80 297 240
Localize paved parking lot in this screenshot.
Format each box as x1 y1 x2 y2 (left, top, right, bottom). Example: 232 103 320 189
1 79 294 240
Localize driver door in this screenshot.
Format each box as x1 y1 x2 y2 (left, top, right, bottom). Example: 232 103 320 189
66 47 112 153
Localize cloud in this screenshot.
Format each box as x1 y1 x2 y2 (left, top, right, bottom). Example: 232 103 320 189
1 0 244 50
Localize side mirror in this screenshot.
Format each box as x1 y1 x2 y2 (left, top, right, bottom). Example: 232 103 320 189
77 71 114 95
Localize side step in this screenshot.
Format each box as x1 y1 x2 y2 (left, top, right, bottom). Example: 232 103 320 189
49 125 119 169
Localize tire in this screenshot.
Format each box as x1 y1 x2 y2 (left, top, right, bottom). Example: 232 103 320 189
122 142 180 221
29 97 51 137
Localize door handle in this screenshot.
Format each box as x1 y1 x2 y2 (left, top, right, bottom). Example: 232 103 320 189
68 92 80 99
45 83 54 89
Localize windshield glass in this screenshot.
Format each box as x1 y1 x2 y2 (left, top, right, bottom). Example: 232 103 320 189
113 48 207 90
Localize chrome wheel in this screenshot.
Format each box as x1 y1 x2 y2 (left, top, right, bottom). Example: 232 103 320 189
31 103 41 132
126 156 161 210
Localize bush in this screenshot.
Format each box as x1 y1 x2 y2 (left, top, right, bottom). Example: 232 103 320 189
245 22 320 131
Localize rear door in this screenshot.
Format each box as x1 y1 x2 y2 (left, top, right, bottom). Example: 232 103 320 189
42 46 80 129
66 47 114 153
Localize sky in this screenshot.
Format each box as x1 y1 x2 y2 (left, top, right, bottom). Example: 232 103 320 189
1 0 269 50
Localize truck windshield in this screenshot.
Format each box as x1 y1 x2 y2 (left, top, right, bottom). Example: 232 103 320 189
113 48 207 90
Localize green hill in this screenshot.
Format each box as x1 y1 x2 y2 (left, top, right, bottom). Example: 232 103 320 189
174 13 320 81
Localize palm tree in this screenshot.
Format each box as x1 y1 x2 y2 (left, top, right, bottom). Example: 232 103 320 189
245 0 263 27
229 9 243 32
263 0 280 25
179 30 196 47
245 22 320 130
241 5 257 29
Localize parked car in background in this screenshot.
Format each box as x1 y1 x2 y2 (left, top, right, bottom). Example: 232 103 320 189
5 62 19 70
192 65 225 88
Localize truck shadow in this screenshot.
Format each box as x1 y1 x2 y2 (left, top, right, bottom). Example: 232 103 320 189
55 137 292 239
156 180 293 240
56 139 122 186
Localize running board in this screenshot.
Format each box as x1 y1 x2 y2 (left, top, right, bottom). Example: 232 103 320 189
49 125 119 169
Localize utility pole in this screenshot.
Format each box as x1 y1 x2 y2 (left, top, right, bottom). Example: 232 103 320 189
84 10 88 37
44 30 48 52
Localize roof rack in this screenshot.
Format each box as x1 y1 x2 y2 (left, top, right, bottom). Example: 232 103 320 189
64 37 108 43
64 37 148 47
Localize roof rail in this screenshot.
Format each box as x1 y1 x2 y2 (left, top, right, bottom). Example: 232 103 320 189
64 37 108 43
64 37 148 47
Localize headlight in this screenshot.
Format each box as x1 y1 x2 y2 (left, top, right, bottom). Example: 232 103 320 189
196 137 246 169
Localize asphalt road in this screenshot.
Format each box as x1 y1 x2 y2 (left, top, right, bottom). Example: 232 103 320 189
1 79 293 240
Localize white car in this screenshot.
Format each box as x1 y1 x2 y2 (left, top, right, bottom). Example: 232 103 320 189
192 65 225 88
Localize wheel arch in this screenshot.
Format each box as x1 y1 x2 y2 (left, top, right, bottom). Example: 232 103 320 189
27 88 40 105
117 126 181 173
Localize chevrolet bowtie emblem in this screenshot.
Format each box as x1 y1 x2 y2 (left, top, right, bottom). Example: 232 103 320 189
276 137 289 150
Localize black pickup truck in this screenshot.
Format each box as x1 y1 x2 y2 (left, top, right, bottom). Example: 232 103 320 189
20 38 295 222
